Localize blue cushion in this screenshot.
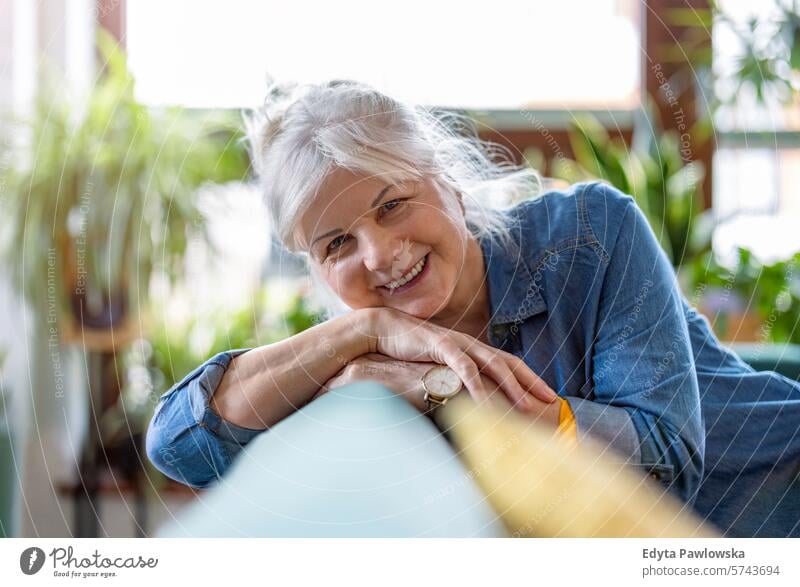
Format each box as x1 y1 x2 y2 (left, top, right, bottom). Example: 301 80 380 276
156 382 507 537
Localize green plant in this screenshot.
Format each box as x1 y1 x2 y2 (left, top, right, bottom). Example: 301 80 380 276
686 248 800 344
0 29 248 326
545 105 714 269
664 0 799 108
653 1 800 343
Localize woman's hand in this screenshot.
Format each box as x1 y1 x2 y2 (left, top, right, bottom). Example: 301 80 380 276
361 307 559 413
320 353 432 411
321 352 561 427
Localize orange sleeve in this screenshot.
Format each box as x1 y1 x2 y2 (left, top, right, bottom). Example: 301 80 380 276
557 398 578 444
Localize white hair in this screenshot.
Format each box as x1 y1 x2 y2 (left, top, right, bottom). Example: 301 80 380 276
242 79 541 319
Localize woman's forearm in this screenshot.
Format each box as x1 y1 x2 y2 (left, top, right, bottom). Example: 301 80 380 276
209 308 374 429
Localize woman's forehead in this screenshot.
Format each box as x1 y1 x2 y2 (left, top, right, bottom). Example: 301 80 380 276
318 167 389 204
319 166 427 201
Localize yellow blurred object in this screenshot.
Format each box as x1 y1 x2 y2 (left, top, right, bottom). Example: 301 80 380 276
439 395 718 538
557 398 578 445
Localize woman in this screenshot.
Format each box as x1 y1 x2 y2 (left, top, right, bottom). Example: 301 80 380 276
146 79 800 537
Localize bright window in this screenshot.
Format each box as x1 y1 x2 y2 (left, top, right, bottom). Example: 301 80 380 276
127 0 640 109
712 0 800 261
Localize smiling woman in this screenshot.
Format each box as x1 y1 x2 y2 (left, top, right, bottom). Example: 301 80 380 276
146 78 560 479
298 168 488 329
146 79 800 538
243 79 539 320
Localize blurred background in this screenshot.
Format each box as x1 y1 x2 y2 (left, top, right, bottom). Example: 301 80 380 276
0 0 798 537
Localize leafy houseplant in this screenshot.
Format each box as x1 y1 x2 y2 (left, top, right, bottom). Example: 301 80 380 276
0 29 249 508
1 29 248 334
540 112 800 344
660 2 800 342
543 105 714 271
686 248 800 344
663 0 800 110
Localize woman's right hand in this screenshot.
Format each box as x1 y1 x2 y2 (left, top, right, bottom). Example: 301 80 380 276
361 307 558 412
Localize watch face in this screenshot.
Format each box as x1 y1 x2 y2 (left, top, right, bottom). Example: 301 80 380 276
423 365 463 399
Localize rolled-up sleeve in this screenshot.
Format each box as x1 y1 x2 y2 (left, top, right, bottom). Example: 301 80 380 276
145 348 264 488
566 182 705 504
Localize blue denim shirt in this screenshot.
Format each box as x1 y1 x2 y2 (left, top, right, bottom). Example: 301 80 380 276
146 181 800 537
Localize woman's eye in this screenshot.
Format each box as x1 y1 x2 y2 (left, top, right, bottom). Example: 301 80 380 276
380 198 405 215
324 199 408 257
327 234 351 254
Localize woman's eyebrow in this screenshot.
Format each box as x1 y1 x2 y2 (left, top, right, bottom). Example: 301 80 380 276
310 184 394 249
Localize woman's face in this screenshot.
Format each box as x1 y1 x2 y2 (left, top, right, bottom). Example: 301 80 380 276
298 167 472 319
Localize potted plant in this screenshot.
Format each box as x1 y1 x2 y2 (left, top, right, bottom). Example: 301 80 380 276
0 29 249 523
685 247 800 344
0 28 248 342
543 100 714 273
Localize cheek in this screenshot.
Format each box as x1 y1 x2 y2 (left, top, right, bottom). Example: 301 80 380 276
324 261 367 298
429 205 467 241
431 218 468 259
325 268 348 293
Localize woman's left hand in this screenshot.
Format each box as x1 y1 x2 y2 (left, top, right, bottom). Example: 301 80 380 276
321 353 561 428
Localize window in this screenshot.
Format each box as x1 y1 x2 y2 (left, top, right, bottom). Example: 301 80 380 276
712 0 800 262
127 0 640 109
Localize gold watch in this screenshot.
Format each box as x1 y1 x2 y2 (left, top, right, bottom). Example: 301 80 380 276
422 365 463 415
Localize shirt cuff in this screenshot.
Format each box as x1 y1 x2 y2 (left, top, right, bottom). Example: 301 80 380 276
563 396 642 464
166 348 264 446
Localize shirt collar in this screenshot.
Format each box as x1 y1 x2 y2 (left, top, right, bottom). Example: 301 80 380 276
478 228 547 328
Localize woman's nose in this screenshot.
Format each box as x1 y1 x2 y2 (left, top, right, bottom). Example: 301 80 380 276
361 228 400 273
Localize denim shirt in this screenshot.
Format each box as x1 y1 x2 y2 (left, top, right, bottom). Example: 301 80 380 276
146 181 800 537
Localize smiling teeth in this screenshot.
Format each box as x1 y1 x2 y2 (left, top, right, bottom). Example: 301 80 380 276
385 256 426 290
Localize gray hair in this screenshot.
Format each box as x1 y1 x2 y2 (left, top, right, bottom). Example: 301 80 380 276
242 79 541 319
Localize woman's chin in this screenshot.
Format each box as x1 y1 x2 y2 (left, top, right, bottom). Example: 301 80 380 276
389 293 451 321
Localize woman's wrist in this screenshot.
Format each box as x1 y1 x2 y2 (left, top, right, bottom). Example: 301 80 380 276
211 310 377 429
347 307 381 356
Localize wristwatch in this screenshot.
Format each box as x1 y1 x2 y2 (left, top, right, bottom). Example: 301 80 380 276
422 365 463 416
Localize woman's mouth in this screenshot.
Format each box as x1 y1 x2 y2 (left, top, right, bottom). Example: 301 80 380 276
381 253 430 296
